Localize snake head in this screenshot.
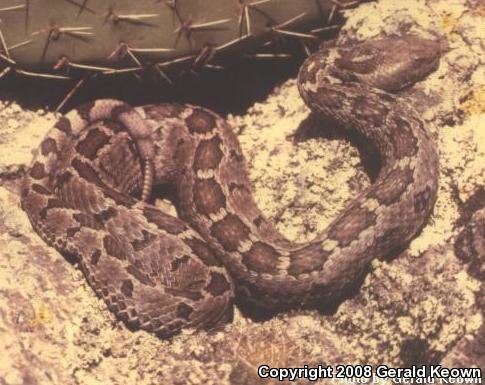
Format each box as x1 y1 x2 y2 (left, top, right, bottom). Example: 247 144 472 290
334 35 441 92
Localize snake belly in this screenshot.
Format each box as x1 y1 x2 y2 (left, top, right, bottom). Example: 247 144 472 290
21 35 440 337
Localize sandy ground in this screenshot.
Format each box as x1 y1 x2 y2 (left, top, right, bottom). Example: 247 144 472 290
0 0 484 384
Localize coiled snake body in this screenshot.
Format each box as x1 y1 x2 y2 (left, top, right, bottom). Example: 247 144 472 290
21 36 440 337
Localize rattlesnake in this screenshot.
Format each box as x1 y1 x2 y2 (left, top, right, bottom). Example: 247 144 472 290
21 35 440 337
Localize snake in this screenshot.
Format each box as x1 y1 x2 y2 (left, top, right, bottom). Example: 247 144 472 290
21 35 441 338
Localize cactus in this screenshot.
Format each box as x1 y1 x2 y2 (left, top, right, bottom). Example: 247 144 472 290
0 0 362 106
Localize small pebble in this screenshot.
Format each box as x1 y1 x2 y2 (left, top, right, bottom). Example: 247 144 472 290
7 118 19 130
11 103 22 113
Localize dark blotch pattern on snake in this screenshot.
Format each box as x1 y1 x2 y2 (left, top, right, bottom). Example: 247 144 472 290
21 36 440 337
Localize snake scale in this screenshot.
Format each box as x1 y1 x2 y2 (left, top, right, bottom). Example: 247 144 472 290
21 36 440 337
